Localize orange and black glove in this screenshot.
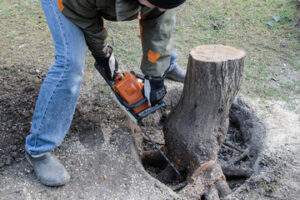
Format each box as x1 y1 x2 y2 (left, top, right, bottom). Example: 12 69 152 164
143 76 167 106
95 46 118 81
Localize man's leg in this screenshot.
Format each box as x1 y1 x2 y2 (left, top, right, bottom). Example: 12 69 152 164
165 47 178 73
25 0 87 186
165 49 186 83
165 19 186 83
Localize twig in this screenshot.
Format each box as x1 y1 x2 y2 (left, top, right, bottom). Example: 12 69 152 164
172 181 188 191
233 150 249 164
222 143 239 153
209 20 219 30
223 142 244 153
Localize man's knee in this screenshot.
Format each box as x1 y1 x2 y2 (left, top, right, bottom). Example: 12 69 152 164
69 54 85 76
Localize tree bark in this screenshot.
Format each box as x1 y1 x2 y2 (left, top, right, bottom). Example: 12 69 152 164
163 45 245 199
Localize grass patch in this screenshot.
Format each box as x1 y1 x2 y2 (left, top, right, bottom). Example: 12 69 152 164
175 0 299 113
0 0 299 113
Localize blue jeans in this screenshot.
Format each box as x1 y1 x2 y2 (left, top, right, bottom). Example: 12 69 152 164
26 0 178 155
25 0 87 155
165 44 178 74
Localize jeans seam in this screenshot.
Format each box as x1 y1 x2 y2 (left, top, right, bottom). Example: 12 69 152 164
33 0 70 149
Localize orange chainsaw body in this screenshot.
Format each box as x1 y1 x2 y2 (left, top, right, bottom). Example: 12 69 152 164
112 72 149 114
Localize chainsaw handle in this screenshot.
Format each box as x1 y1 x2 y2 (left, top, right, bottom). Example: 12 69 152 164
129 71 145 80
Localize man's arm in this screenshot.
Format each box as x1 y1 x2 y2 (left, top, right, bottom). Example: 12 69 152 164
60 0 109 60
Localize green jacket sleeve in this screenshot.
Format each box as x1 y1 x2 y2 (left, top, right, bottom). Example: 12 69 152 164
139 8 176 77
61 0 108 60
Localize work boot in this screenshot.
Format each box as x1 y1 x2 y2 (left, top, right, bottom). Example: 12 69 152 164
165 63 186 83
25 152 70 186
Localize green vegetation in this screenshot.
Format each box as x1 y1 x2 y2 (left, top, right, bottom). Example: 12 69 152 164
174 0 299 113
1 0 299 113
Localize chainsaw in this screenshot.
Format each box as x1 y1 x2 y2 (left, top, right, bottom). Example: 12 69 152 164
94 62 166 123
94 62 182 178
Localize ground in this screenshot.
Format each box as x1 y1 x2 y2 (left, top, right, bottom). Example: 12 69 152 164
0 0 299 199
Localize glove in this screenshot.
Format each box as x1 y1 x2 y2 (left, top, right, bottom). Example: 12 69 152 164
143 76 167 106
95 46 118 80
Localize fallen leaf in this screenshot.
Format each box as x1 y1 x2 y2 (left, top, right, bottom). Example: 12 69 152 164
103 175 108 180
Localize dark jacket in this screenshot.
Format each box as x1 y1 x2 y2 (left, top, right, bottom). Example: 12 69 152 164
57 0 175 77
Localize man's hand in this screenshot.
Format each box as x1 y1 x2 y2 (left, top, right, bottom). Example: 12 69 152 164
95 46 118 80
143 76 167 106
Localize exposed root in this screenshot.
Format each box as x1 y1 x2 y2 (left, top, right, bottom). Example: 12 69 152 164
206 186 219 200
179 161 231 200
172 181 188 191
221 163 252 178
214 177 231 197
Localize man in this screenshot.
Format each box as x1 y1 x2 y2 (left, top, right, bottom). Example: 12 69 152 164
25 0 186 186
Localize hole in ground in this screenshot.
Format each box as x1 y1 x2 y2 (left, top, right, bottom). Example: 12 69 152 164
140 98 265 193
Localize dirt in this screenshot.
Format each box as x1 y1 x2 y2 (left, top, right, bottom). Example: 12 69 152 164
1 63 300 200
0 64 181 200
0 65 43 168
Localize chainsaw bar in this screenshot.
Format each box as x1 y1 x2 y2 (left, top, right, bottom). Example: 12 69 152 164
95 62 182 178
139 125 182 177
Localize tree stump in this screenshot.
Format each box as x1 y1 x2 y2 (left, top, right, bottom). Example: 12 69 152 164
163 45 245 199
